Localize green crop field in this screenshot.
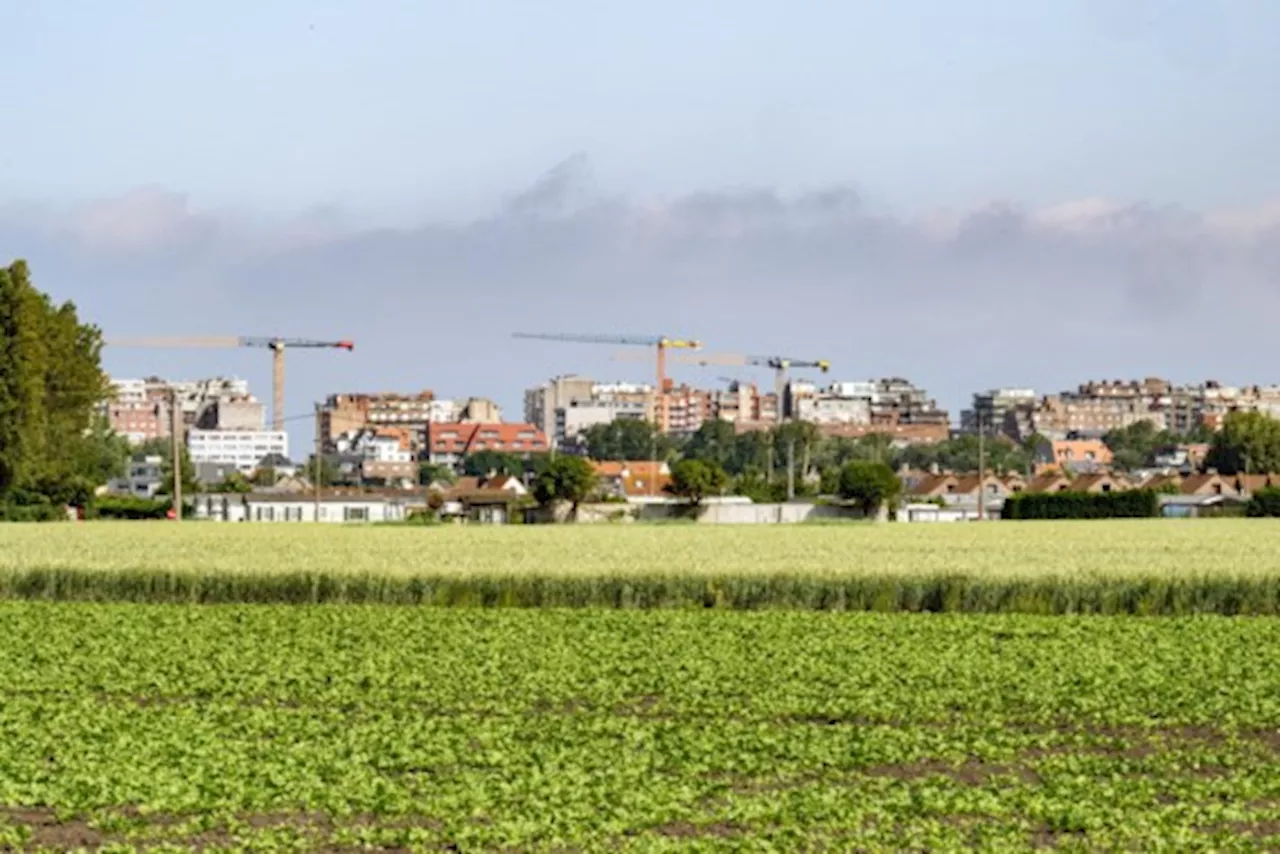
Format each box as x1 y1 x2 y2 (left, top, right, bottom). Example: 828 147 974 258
2 605 1279 852
3 520 1280 614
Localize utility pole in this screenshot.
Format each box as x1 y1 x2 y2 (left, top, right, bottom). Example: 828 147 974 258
977 413 986 521
169 387 182 522
786 436 796 501
313 402 322 522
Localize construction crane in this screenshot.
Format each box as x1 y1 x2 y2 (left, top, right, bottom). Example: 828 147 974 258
513 332 701 433
105 336 354 432
668 353 830 422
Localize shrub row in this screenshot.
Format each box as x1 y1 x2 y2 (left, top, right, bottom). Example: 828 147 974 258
1001 490 1159 520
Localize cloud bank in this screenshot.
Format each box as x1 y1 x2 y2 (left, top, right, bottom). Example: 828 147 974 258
3 155 1279 435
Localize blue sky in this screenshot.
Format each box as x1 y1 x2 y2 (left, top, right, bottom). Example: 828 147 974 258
2 0 1279 448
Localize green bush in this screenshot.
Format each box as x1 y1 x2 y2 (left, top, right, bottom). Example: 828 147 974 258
1247 487 1280 517
0 502 66 522
1002 490 1158 520
89 496 175 520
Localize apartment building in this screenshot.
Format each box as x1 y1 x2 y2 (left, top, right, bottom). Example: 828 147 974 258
195 398 266 431
320 391 457 448
663 384 716 435
187 429 289 475
333 427 417 484
788 378 949 429
526 377 656 445
991 377 1280 441
524 375 601 440
104 376 259 442
1165 382 1280 433
424 422 549 467
961 388 1037 434
714 381 779 424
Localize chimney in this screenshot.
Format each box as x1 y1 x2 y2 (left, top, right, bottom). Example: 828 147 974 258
1206 467 1218 476
929 462 940 476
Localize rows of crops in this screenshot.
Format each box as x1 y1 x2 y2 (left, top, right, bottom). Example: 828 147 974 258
4 521 1280 614
1 604 1278 851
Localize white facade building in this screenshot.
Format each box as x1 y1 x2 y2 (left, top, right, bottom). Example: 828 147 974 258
334 429 414 464
192 492 422 523
187 429 289 475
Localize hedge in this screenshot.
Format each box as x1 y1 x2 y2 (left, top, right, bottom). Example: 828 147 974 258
88 496 176 520
1247 487 1280 517
1001 489 1159 520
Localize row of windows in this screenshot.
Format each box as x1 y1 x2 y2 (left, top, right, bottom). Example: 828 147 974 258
251 506 370 522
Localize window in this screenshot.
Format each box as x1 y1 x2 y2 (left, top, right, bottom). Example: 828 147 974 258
344 506 368 522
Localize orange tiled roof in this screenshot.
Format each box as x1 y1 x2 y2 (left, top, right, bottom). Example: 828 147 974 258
590 461 669 479
426 423 548 455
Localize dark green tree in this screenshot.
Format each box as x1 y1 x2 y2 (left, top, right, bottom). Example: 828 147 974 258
730 429 773 477
1102 421 1179 471
732 469 786 503
0 260 117 507
212 471 254 493
1204 411 1280 475
580 419 674 461
666 459 729 506
71 416 130 488
838 460 903 516
462 450 523 477
531 455 597 515
682 419 738 471
773 421 822 479
300 454 342 487
897 434 1032 475
418 462 456 486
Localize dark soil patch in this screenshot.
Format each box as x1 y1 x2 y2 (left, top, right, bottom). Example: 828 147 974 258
654 820 743 839
0 806 442 852
1207 819 1280 839
0 807 107 851
1030 827 1085 849
864 759 1040 787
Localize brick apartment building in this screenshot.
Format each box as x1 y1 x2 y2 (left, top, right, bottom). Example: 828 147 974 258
424 422 550 467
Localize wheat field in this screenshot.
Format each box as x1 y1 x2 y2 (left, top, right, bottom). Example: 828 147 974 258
1 520 1277 612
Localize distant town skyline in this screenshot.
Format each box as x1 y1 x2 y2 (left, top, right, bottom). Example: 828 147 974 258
3 1 1278 452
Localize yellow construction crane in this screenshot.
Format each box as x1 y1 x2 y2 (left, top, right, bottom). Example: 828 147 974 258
669 353 830 422
513 332 701 433
105 336 354 432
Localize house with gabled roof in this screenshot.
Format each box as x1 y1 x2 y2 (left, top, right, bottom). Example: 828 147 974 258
590 460 672 500
1067 473 1126 494
1178 471 1238 497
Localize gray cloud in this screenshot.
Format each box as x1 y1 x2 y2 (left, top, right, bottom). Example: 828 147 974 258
2 157 1279 445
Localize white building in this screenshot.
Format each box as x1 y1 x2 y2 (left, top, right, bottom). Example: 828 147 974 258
107 455 165 498
557 401 649 446
188 429 289 475
192 491 423 523
334 429 414 463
